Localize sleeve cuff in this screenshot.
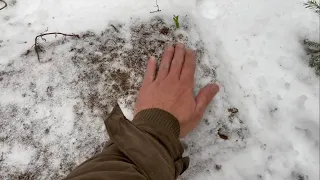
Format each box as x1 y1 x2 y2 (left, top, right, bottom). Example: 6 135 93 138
132 109 180 138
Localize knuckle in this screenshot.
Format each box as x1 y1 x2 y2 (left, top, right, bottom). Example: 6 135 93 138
161 64 170 69
172 58 183 65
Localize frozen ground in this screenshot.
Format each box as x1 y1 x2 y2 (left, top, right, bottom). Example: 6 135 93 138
0 0 319 179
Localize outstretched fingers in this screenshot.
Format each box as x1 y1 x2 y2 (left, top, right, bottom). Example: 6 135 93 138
168 43 186 79
180 49 196 84
156 46 175 80
142 56 157 85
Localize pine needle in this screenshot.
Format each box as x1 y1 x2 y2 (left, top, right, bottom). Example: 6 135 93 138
304 0 320 15
304 39 320 53
309 54 320 75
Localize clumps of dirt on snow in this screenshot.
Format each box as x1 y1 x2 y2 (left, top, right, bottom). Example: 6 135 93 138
0 16 210 179
181 104 250 179
201 107 247 142
215 164 222 171
291 171 309 180
217 127 229 140
64 16 207 119
0 40 3 49
227 107 239 120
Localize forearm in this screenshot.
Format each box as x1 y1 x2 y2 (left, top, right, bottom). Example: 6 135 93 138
65 105 189 180
65 143 147 180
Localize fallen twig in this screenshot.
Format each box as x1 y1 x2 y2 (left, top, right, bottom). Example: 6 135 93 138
110 24 119 33
150 0 161 13
0 0 7 11
34 32 80 62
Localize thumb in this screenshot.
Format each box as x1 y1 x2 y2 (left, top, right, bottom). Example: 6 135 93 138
195 84 219 116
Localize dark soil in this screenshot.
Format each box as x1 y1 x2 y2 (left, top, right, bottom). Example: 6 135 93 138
218 128 229 140
215 164 222 171
0 16 208 179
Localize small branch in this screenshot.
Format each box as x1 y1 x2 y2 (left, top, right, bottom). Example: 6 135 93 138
110 24 119 33
0 0 7 11
0 152 3 162
150 0 161 13
34 32 80 63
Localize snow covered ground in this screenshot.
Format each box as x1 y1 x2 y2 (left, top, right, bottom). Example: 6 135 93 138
0 0 319 179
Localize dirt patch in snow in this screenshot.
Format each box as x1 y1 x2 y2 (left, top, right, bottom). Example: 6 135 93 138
0 16 215 179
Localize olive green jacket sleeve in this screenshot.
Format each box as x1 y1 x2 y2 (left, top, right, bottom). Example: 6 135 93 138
64 105 189 180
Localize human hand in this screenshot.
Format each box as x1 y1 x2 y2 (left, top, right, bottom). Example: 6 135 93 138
134 44 219 137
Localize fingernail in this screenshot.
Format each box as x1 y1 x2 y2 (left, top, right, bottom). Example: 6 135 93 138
150 56 156 61
210 84 219 91
186 49 195 55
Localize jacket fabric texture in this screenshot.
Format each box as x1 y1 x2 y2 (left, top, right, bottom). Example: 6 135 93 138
65 104 189 180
